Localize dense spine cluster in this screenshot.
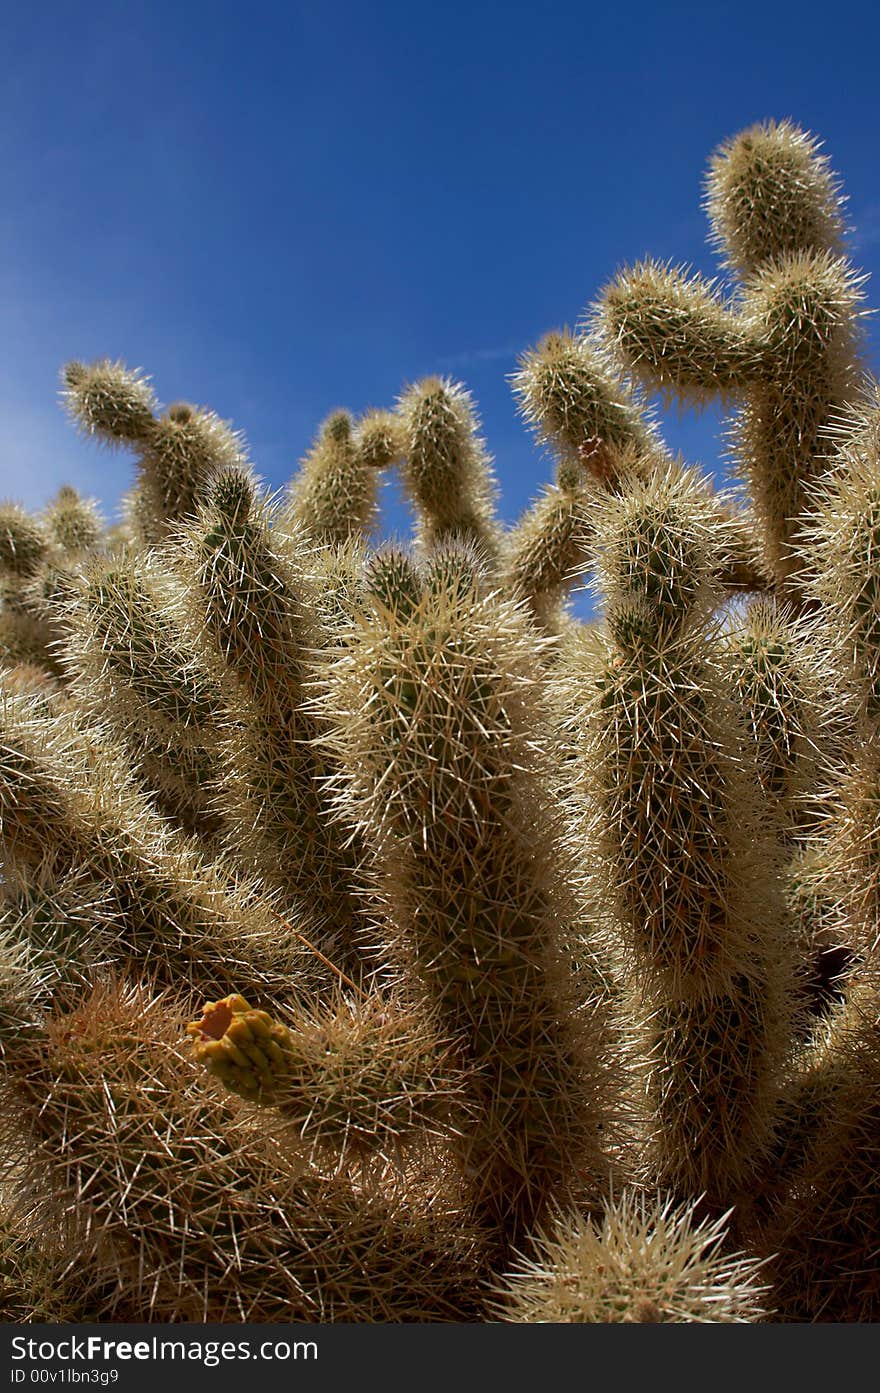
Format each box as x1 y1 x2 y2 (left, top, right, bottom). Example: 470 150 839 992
595 120 867 597
2 118 880 1323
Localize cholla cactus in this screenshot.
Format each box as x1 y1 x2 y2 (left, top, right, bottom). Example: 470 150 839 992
493 1192 770 1322
2 118 880 1325
396 378 502 563
564 465 797 1206
317 546 627 1251
63 360 246 542
597 120 867 595
188 990 462 1161
285 408 382 544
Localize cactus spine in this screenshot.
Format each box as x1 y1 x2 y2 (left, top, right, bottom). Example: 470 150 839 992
2 118 880 1324
598 120 866 596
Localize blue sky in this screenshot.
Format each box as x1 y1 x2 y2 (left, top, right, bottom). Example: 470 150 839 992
4 0 880 618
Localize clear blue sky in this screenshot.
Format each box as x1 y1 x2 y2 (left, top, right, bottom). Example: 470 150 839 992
4 0 880 616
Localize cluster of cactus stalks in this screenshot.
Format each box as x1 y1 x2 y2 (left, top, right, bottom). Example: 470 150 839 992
3 119 880 1323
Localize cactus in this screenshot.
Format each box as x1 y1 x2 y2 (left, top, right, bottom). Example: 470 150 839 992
493 1192 770 1322
173 468 372 972
318 546 627 1253
2 118 880 1324
597 120 867 597
63 360 245 542
188 990 462 1160
285 409 382 544
566 465 797 1205
61 551 224 839
2 978 484 1321
396 378 502 563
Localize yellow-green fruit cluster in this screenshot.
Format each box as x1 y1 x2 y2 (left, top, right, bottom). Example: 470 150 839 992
188 994 294 1103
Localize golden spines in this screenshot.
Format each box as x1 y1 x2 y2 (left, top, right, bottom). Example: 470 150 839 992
601 262 754 404
705 120 846 275
189 990 462 1157
594 122 867 597
396 377 502 562
62 359 157 446
5 978 484 1321
494 1192 769 1323
62 360 247 541
511 330 662 462
286 409 381 543
319 547 626 1247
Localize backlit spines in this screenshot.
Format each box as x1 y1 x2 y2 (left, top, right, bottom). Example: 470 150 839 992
795 401 880 955
62 359 157 447
0 692 319 1002
353 408 407 472
0 505 51 581
136 402 248 542
597 122 866 595
62 360 247 542
175 469 369 969
511 330 662 464
3 979 483 1321
739 251 866 583
602 263 753 405
396 378 502 563
286 409 380 544
1 117 877 1322
42 486 104 556
705 120 846 277
503 458 597 631
572 466 795 1203
494 1193 770 1323
61 552 223 839
724 600 824 835
319 553 624 1250
188 990 461 1159
799 385 880 716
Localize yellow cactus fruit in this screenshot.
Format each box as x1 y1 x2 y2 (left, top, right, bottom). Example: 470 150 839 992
187 994 295 1104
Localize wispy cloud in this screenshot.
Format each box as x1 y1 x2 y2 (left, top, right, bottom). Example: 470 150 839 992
435 342 522 372
848 202 880 252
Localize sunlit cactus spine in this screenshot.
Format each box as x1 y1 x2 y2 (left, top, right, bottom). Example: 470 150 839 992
61 551 224 840
318 546 627 1254
396 378 503 564
493 1192 770 1323
187 989 462 1161
0 504 67 683
756 973 880 1321
0 691 317 1002
42 485 104 556
503 465 594 632
4 115 880 1325
725 598 832 838
173 467 370 973
789 397 880 960
285 408 382 544
568 465 796 1205
1 978 484 1321
598 120 867 596
511 331 769 599
63 360 245 542
800 384 880 716
512 330 662 467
